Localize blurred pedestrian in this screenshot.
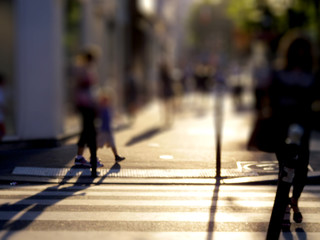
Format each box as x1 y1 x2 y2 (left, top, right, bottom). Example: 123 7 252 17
269 32 316 228
247 42 273 152
97 88 125 162
73 47 103 169
124 65 139 124
228 62 244 110
159 60 175 127
251 41 272 113
0 74 6 141
192 61 214 113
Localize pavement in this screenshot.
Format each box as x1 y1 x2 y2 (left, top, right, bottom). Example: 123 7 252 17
1 92 320 185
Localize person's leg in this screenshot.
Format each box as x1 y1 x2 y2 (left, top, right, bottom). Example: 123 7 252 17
291 138 310 223
111 146 125 161
292 131 310 199
75 108 91 166
84 108 98 166
108 133 125 162
77 146 85 156
275 146 292 229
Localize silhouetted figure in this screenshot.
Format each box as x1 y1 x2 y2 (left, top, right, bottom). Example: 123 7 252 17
159 61 175 127
228 62 244 110
269 32 316 229
193 62 212 110
251 42 272 113
194 62 211 94
73 48 103 173
124 66 139 124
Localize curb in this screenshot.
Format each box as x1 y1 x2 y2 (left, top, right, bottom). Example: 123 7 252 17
0 173 279 185
1 170 319 186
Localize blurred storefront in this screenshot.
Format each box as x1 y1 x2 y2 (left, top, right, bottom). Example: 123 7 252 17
0 0 163 143
0 0 64 143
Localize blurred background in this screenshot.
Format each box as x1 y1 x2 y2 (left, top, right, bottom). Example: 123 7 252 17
0 0 319 142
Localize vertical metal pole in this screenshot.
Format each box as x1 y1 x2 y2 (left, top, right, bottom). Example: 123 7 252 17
214 81 223 179
216 129 221 178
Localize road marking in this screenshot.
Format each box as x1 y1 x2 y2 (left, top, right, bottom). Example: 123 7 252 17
159 155 174 160
1 231 320 240
12 167 257 178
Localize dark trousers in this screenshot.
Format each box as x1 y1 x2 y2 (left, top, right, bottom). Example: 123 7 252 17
77 107 97 160
275 129 310 200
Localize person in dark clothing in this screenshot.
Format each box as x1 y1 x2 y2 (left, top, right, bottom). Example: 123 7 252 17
159 61 175 127
269 32 316 227
74 48 103 169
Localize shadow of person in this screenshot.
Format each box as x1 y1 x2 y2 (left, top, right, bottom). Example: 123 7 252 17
206 179 221 240
105 162 121 177
279 224 307 240
0 166 94 240
94 162 121 185
295 227 307 240
125 126 165 147
282 230 294 240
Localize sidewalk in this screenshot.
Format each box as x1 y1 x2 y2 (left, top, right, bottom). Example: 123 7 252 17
1 93 320 185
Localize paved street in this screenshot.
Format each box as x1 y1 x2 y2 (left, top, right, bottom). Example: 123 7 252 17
1 92 319 183
0 92 320 239
1 182 320 239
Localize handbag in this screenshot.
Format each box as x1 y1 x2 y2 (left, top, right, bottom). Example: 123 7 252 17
247 115 276 153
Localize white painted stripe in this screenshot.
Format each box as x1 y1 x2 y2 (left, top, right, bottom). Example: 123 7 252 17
0 211 320 224
1 231 320 240
1 199 320 208
12 167 257 177
2 184 320 192
0 190 280 198
2 189 319 200
1 184 281 191
3 211 320 223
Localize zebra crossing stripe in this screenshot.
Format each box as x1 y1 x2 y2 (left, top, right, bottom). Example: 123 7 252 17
1 211 320 223
1 231 320 240
2 184 320 191
1 184 320 239
1 189 320 198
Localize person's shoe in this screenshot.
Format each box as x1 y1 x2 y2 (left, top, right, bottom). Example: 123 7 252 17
115 155 125 162
90 158 104 168
282 204 291 231
97 159 104 168
290 198 303 223
75 156 91 167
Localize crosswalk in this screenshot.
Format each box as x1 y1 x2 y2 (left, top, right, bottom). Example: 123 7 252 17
0 183 320 240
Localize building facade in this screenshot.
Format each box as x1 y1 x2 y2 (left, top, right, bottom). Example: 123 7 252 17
0 0 168 143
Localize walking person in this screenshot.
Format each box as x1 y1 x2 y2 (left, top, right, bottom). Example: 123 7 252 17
268 32 316 229
73 48 103 174
159 60 175 127
97 88 125 162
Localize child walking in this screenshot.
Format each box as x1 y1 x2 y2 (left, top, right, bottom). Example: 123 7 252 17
97 88 125 162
